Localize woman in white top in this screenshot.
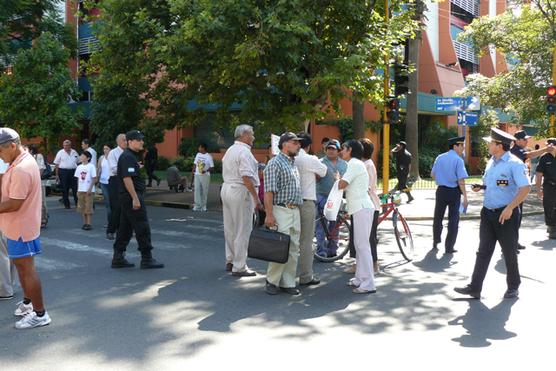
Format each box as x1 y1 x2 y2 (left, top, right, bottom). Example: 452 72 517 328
97 144 112 225
337 140 376 294
29 145 48 227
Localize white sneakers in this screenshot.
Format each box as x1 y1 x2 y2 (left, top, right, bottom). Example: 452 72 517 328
13 301 51 329
15 311 51 329
14 300 33 316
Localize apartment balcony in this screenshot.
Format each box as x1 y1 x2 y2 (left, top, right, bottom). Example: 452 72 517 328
451 0 480 18
78 22 99 55
453 40 479 65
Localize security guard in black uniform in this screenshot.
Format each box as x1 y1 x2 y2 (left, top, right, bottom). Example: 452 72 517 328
510 130 551 250
431 136 468 253
454 128 530 299
391 141 414 203
535 138 556 239
111 130 164 269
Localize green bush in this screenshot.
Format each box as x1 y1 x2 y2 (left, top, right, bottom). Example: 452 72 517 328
212 159 222 173
179 138 200 157
172 155 194 172
156 156 171 171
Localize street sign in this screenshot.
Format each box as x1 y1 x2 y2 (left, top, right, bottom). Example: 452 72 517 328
463 96 481 111
436 97 462 112
457 111 479 126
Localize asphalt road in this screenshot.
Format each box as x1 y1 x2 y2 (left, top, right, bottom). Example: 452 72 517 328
0 198 555 370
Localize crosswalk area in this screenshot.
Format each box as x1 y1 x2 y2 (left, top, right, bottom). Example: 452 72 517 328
34 204 225 274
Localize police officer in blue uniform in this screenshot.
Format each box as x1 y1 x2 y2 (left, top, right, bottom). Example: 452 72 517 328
454 128 530 299
510 130 550 250
431 136 468 254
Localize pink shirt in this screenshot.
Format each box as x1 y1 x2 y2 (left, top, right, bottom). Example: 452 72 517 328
0 151 41 242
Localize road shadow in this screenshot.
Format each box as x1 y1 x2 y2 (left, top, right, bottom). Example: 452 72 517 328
448 298 518 347
532 239 556 250
413 248 455 273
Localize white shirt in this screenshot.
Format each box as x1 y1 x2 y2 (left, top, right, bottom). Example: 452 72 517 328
107 147 125 176
98 155 110 184
364 159 381 209
0 159 8 174
222 141 259 186
54 149 79 169
34 153 46 170
84 147 97 168
194 152 214 175
295 148 327 201
74 163 97 192
342 158 374 214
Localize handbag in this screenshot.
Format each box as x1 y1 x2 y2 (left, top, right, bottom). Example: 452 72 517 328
248 227 290 264
324 180 344 221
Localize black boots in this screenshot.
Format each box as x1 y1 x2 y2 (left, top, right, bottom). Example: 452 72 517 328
140 253 164 269
111 252 135 268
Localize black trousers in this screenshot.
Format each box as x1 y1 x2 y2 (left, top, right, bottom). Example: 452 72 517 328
107 176 121 234
433 186 461 251
349 210 379 263
59 168 78 208
396 171 409 190
146 164 160 185
543 184 556 226
113 193 153 256
469 207 521 292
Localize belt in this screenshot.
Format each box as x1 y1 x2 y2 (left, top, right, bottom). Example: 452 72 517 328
485 206 507 213
303 199 315 202
438 185 458 189
275 203 299 209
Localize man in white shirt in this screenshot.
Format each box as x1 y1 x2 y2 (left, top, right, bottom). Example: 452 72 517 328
54 140 79 209
0 158 17 300
192 143 214 211
295 133 327 286
221 125 262 276
81 139 97 168
106 134 127 240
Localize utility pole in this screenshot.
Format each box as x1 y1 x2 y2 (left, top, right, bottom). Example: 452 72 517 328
382 0 390 192
551 46 556 136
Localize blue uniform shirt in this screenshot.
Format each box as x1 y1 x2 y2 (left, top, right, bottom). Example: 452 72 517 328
483 151 530 209
316 157 348 197
432 150 468 187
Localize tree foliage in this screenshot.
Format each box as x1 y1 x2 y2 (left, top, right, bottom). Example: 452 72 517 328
0 0 75 68
0 32 80 150
456 2 556 134
88 0 418 142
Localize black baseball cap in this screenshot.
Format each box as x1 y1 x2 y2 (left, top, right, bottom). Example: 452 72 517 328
325 139 341 150
546 138 556 145
126 130 145 141
514 130 531 140
278 132 301 148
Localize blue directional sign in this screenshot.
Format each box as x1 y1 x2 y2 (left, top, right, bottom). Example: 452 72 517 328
457 111 479 126
436 97 462 112
464 96 481 111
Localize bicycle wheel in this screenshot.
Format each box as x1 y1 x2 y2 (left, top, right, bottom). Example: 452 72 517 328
313 215 352 262
393 211 414 261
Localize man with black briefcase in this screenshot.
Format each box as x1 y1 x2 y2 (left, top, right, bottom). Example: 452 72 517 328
262 132 303 296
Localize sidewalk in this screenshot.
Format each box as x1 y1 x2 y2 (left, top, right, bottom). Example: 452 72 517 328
143 180 544 220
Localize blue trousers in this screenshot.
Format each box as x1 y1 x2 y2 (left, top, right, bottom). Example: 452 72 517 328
315 195 338 256
433 186 461 251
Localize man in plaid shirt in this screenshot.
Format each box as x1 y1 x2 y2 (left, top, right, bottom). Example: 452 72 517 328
263 132 303 295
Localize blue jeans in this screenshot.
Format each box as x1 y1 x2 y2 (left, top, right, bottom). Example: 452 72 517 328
315 195 339 256
100 182 111 224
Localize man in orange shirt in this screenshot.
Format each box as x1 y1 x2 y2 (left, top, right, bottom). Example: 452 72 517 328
0 128 50 329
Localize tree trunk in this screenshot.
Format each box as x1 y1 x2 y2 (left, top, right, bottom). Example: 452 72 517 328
406 0 425 180
352 97 365 139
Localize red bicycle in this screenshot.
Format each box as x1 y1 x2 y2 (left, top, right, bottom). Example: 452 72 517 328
313 191 414 262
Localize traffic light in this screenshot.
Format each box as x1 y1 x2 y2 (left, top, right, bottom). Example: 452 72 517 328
386 98 400 123
393 64 409 96
547 86 556 113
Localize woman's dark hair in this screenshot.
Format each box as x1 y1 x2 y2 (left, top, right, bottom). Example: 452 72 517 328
103 143 112 149
359 138 374 159
343 139 364 160
28 144 38 155
199 142 208 150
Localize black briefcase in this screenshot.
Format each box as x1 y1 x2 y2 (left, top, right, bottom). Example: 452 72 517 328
248 227 290 264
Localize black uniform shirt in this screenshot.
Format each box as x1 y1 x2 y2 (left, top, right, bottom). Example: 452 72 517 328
510 144 527 163
118 148 146 195
395 149 412 172
536 153 556 185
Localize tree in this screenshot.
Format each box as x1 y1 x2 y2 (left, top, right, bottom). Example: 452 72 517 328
0 32 80 150
161 0 418 133
0 0 75 68
456 2 556 134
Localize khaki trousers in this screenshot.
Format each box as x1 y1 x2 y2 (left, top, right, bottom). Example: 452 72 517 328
221 183 254 272
194 173 211 209
0 231 17 297
298 200 316 284
267 206 300 288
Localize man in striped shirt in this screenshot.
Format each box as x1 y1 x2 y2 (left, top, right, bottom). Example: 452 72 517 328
263 132 302 296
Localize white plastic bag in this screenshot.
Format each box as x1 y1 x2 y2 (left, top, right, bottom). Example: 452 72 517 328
324 180 344 221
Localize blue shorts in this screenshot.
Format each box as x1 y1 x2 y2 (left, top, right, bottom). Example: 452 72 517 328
7 237 42 259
